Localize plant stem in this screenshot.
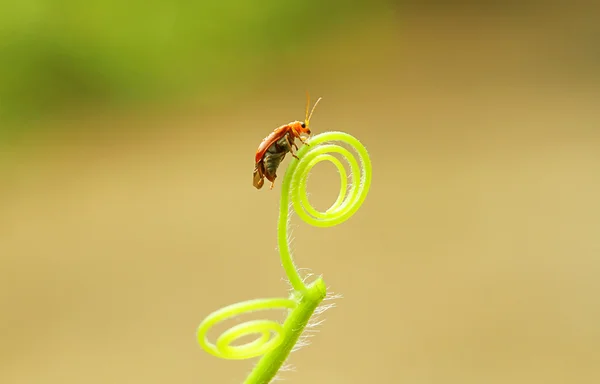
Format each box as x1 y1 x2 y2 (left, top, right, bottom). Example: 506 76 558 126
244 278 327 384
197 130 372 384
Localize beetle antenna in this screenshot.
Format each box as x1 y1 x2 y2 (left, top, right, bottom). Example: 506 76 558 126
306 94 322 125
305 91 311 123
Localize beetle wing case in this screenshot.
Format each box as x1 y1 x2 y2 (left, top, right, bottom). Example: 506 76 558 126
253 162 265 189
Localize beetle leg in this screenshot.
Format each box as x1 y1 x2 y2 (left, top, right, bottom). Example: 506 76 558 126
300 137 310 146
263 164 278 190
290 148 299 160
266 173 277 190
287 135 300 159
291 145 300 159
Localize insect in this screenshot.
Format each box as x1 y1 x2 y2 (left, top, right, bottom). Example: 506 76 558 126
253 93 322 190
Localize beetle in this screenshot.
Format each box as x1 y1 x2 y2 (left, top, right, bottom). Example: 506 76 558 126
253 94 322 190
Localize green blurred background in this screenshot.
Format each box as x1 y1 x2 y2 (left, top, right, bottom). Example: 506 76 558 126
2 1 600 384
0 0 386 135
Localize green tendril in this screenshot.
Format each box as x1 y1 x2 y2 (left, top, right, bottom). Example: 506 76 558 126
197 131 372 384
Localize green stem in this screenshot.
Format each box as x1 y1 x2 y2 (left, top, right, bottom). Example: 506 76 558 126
197 130 372 383
244 278 326 384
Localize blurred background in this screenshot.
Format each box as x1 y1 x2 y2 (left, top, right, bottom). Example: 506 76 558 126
1 1 600 383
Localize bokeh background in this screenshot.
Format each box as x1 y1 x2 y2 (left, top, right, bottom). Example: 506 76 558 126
2 1 600 383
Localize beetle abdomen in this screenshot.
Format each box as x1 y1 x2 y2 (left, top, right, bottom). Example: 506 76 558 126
262 134 292 181
263 152 286 180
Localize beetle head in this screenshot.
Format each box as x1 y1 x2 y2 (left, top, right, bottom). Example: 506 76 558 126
291 121 311 137
303 92 322 134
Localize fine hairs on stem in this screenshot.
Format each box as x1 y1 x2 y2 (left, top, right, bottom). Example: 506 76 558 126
196 131 372 383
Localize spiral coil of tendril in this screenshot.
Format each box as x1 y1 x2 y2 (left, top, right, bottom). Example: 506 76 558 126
197 130 372 363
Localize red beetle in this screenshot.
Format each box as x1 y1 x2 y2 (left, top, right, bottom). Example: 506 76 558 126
253 94 322 190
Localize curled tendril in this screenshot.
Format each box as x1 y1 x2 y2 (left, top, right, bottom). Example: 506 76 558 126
197 298 297 360
278 131 372 292
197 131 372 383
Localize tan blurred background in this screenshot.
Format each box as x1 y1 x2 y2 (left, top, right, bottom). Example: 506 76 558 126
2 2 600 383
